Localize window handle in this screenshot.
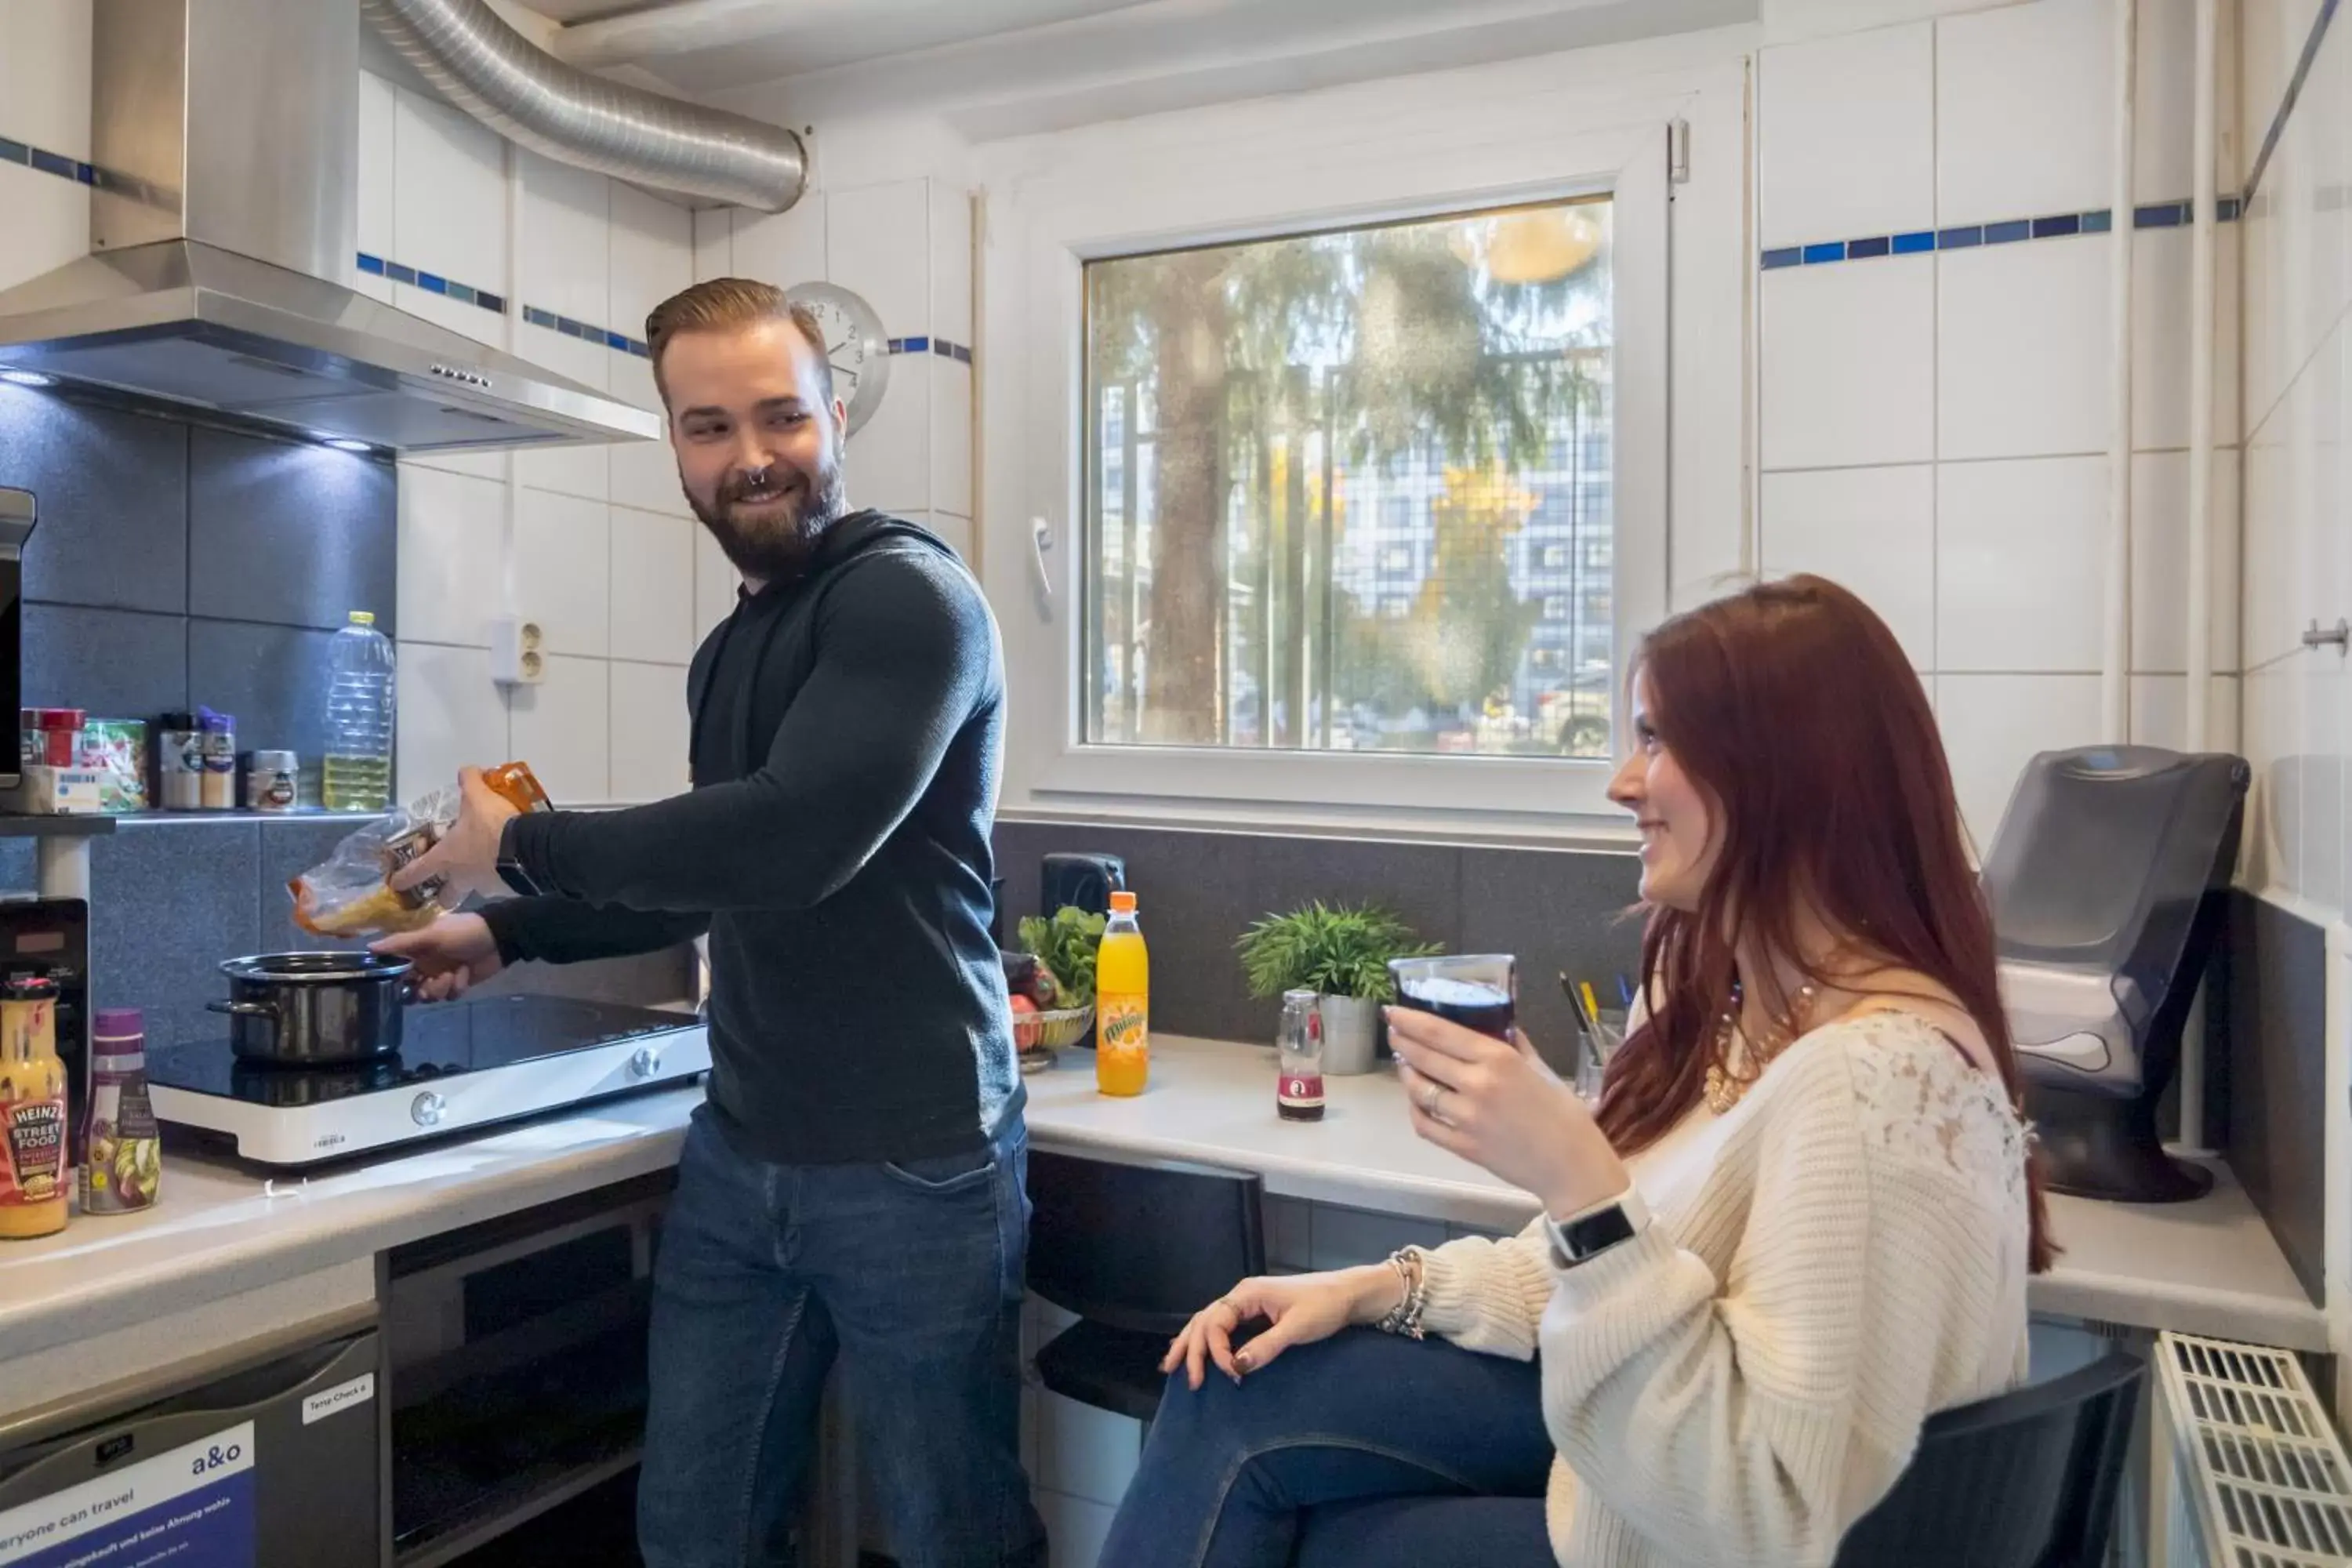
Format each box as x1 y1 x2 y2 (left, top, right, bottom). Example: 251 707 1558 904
1030 517 1056 609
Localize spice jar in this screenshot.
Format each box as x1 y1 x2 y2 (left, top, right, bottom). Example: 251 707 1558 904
34 709 85 768
82 1008 161 1216
157 712 205 811
0 976 70 1240
245 750 299 812
198 708 236 810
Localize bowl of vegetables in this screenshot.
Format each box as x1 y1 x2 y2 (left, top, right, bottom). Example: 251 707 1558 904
1004 906 1106 1073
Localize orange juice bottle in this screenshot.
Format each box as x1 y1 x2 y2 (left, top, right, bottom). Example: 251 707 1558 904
1094 892 1149 1096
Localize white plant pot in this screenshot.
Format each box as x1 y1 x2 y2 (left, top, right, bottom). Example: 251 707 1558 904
1319 994 1382 1076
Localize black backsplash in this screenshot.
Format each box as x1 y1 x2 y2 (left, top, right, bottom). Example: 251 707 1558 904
992 818 1644 1073
6 383 397 765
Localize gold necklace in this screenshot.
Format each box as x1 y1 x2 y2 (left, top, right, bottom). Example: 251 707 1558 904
1704 982 1817 1114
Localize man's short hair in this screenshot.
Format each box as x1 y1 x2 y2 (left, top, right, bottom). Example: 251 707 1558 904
644 278 835 411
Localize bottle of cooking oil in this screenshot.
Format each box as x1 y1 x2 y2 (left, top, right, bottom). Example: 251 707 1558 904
323 610 395 811
1094 892 1149 1097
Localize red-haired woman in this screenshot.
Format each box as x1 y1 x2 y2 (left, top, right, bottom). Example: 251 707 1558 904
1098 575 2050 1568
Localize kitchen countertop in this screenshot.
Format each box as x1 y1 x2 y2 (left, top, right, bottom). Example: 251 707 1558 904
0 1031 2327 1402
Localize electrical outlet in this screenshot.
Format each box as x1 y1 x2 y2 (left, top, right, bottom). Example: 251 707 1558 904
490 616 546 685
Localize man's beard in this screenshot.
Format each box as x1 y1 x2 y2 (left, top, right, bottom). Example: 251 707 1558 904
688 447 848 583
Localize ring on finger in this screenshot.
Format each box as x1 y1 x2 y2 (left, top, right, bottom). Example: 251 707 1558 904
1417 1082 1446 1118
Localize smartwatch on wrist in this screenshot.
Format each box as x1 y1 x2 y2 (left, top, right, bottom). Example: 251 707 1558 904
1544 1184 1651 1269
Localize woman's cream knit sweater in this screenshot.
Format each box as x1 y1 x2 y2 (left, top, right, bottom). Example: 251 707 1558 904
1412 1010 2034 1568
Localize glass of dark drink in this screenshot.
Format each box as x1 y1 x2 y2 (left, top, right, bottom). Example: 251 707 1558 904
1388 955 1517 1040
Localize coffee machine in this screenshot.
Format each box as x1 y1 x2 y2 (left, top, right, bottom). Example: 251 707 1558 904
1980 746 2248 1203
0 485 29 790
0 896 91 1162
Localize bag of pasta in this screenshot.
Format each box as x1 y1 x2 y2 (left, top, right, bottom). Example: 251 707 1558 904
288 762 554 938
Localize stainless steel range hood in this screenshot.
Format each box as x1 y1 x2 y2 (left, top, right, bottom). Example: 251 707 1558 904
0 0 661 454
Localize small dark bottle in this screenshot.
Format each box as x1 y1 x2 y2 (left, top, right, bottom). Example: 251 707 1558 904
1276 989 1325 1123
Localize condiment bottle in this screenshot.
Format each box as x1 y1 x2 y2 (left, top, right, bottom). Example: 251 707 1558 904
244 750 298 812
81 1009 161 1216
482 760 555 814
198 708 237 809
1277 989 1326 1122
0 976 71 1239
1094 891 1149 1097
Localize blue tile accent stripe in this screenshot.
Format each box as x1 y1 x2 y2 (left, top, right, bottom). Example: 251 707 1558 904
2245 0 2339 206
887 337 975 363
0 133 103 187
354 252 508 321
1763 195 2242 269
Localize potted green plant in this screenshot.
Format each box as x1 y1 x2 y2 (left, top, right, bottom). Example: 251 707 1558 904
1237 902 1439 1075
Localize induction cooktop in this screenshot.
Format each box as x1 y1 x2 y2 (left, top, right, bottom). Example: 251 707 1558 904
148 994 709 1167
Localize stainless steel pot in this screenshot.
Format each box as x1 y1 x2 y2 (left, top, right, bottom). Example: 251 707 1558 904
209 953 416 1064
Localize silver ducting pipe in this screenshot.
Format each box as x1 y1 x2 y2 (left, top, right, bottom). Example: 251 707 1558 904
361 0 807 212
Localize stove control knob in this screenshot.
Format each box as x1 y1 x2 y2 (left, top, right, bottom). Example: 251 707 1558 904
630 1044 665 1080
410 1091 447 1127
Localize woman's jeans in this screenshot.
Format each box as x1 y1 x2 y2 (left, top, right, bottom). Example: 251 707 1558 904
1100 1327 1557 1568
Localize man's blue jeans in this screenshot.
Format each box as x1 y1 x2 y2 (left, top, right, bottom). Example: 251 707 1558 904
637 1105 1047 1568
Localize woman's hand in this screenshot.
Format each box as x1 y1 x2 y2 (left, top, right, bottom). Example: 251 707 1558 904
1387 1007 1630 1220
1161 1267 1400 1388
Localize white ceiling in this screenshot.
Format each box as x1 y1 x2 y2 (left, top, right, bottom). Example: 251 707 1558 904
525 0 1758 124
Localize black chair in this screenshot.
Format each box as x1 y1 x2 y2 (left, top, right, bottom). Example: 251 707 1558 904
1025 1149 1266 1422
1833 1350 2145 1567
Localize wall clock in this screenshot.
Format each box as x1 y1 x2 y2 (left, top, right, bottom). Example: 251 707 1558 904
786 281 890 437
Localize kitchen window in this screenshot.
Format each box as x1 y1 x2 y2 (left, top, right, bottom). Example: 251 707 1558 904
987 90 1679 825
1083 197 1617 762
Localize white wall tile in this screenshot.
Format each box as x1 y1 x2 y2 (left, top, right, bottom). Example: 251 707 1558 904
1034 1392 1142 1508
356 72 397 301
1760 256 1935 470
518 148 611 331
397 463 505 649
0 0 92 158
405 448 509 482
695 527 739 638
608 660 690 804
2295 659 2346 909
922 510 975 563
2130 674 2243 753
514 488 611 658
2133 228 2241 453
508 655 611 804
1758 465 1935 669
930 181 976 347
733 194 828 290
609 182 693 342
2138 0 2241 204
2241 0 2326 173
608 354 686 518
610 506 696 665
1758 23 1934 249
1936 673 2104 846
2241 661 2294 890
2132 448 2241 674
692 208 734 282
1037 1489 1116 1568
1938 239 2109 460
1936 456 2106 672
851 350 932 514
826 181 931 339
1936 0 2111 226
393 91 506 297
0 165 86 296
514 326 613 501
1307 1204 1447 1271
396 642 506 801
2241 387 2296 671
932 357 975 519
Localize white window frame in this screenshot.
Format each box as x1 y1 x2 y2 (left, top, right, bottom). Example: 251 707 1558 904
981 69 1693 828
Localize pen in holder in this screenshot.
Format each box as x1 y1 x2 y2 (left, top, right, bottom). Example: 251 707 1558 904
1561 972 1627 1102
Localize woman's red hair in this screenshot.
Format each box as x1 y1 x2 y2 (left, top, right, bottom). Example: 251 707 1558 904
1593 575 2054 1273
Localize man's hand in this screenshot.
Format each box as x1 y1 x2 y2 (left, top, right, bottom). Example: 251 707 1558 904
390 767 522 906
372 913 505 1002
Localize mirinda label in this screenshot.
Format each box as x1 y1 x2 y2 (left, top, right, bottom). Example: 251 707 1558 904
1098 996 1149 1056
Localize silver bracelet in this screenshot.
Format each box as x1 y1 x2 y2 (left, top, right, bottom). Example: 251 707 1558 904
1374 1248 1428 1340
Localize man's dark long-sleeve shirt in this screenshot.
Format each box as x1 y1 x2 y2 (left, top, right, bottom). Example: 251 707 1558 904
480 512 1018 1165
